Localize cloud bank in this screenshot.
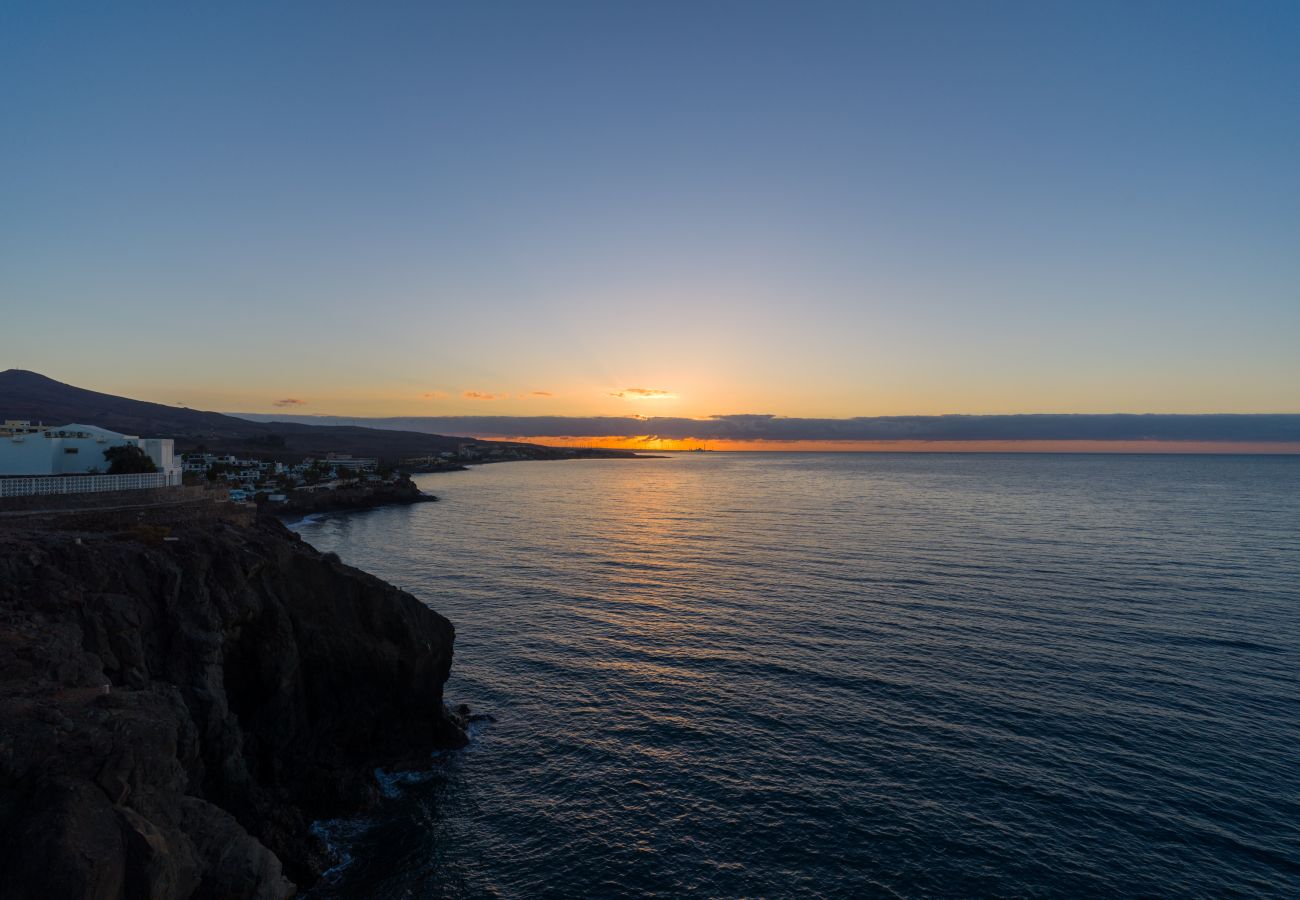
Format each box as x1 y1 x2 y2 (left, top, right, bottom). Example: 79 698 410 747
236 412 1300 443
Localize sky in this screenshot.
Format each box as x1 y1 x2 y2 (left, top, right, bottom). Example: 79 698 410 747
3 2 1299 448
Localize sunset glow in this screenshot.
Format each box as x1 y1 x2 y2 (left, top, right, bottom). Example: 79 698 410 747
3 4 1300 896
490 436 1300 455
3 3 1298 444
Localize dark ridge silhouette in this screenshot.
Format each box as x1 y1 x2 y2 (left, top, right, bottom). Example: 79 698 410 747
0 370 536 462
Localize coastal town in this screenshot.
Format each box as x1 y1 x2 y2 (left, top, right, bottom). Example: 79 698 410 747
0 418 381 509
0 417 558 510
0 413 615 516
183 451 387 505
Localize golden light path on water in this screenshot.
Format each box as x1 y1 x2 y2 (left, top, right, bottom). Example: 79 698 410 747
295 452 1300 898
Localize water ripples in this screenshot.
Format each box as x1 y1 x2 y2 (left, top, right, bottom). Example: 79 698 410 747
299 453 1300 898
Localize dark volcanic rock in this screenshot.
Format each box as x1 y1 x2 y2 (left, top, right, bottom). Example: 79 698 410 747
264 473 437 517
0 516 466 898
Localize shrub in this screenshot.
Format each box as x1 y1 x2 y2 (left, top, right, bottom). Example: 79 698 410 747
103 445 158 475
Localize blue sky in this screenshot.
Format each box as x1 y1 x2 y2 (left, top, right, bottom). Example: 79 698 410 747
3 1 1298 419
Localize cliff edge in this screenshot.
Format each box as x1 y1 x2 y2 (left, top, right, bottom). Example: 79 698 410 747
0 512 466 898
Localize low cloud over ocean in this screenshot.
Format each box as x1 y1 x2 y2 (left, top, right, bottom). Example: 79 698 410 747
234 413 1300 444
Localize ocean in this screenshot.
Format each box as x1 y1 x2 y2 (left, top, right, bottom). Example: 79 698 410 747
293 453 1300 898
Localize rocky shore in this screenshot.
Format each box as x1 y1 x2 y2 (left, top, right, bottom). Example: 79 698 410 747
263 472 438 518
0 510 466 898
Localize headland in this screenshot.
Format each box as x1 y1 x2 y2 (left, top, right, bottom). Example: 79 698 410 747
0 499 467 898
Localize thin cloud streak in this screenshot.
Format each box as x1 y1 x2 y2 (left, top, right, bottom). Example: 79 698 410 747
610 388 675 400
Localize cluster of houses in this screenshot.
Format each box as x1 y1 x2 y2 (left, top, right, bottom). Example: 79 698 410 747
456 443 549 462
0 419 399 506
0 419 555 505
179 451 381 503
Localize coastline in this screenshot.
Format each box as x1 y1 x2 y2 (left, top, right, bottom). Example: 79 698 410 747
261 457 666 522
260 473 437 519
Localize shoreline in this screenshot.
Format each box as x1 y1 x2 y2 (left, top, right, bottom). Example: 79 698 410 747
260 473 437 520
264 455 669 523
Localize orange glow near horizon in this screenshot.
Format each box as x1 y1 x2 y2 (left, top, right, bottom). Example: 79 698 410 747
486 435 1300 454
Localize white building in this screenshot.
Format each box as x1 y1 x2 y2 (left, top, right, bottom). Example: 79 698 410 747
326 453 378 471
1 420 43 437
181 453 217 473
0 422 181 481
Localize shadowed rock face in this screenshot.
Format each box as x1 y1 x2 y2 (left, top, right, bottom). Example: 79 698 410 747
264 473 437 517
0 516 466 898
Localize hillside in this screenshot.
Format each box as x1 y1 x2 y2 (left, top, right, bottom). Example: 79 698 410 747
0 370 569 462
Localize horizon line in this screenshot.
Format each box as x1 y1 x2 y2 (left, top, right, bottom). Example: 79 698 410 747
228 411 1300 448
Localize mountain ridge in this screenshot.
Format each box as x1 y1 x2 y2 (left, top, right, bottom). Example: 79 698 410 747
0 370 542 461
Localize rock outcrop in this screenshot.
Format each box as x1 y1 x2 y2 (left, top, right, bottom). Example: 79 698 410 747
0 513 466 898
264 473 437 517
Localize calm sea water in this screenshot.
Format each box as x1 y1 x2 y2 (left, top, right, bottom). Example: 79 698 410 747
295 453 1300 898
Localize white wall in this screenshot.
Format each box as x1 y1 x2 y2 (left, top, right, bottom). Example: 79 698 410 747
50 434 117 474
0 436 61 475
0 471 176 497
138 438 175 471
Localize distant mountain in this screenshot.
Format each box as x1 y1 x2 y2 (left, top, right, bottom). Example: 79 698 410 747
0 370 518 461
1 370 275 437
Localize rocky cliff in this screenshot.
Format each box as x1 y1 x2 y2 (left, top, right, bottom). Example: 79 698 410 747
0 513 466 898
